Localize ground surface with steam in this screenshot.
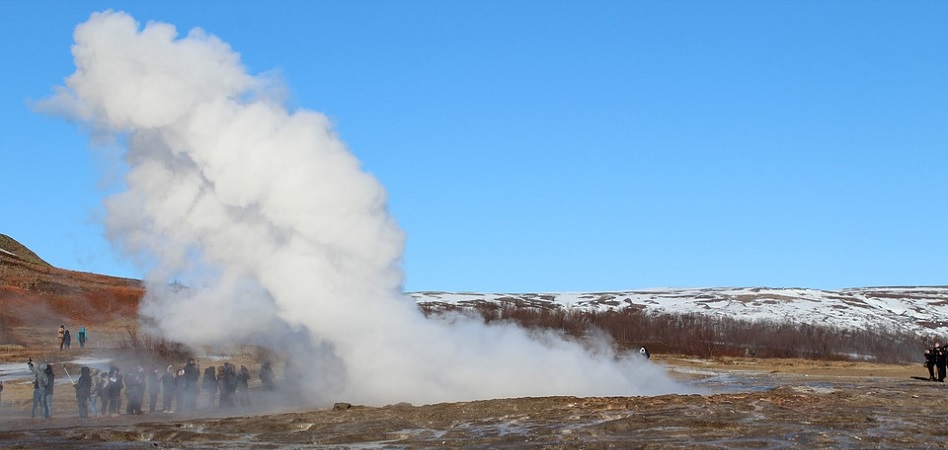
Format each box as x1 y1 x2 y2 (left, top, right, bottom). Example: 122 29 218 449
0 358 937 449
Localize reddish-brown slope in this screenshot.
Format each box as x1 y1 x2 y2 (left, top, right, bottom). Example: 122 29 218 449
0 246 143 345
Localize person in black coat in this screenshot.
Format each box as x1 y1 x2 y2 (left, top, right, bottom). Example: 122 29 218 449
74 366 93 418
202 366 218 409
160 365 176 413
935 343 947 382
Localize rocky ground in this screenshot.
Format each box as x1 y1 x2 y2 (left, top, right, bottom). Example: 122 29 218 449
0 357 944 449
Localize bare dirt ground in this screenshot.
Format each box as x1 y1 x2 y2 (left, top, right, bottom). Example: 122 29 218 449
0 354 944 449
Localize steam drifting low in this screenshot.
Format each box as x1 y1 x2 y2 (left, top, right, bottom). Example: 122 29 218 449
45 10 687 405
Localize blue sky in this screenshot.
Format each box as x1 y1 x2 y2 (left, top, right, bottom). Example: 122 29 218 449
2 1 946 292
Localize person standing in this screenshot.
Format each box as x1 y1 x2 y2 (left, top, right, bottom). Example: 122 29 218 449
88 369 100 417
148 366 160 413
77 326 88 349
74 366 92 419
28 359 48 419
925 347 937 381
260 361 275 391
63 330 72 350
107 368 123 416
44 364 55 418
97 372 110 417
202 366 218 409
125 365 145 415
175 369 186 412
236 365 251 407
57 325 65 350
160 365 176 413
936 343 947 382
183 359 200 411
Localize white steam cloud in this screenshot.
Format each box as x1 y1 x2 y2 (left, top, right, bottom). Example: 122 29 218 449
45 10 689 406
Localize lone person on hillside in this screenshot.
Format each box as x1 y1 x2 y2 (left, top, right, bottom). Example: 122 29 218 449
77 326 87 348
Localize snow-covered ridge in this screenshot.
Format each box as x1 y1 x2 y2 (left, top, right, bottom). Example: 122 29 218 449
409 287 948 337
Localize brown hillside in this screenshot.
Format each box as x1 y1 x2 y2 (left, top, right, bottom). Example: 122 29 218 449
0 233 50 266
0 236 143 346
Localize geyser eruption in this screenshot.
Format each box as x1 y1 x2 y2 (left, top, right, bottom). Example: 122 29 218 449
46 10 688 405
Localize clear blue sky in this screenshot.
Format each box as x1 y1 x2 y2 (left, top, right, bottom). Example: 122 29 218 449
2 1 946 292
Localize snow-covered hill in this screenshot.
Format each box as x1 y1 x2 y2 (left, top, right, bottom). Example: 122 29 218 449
409 286 948 337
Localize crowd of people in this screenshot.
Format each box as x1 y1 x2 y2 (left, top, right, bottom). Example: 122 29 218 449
27 357 276 419
924 342 947 382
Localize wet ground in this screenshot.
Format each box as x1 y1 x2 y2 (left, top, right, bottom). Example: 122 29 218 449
0 359 946 449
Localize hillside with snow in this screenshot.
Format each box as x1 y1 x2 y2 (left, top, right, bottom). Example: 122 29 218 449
410 287 948 338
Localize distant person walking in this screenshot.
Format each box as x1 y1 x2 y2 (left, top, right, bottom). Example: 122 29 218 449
78 326 88 348
63 330 72 349
57 325 65 350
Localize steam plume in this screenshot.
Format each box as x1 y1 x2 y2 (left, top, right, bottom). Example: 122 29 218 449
45 10 688 405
